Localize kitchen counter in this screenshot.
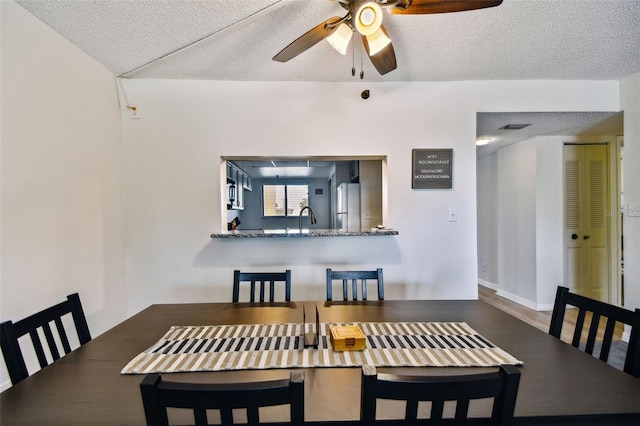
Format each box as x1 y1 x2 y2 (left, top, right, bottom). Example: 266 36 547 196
210 228 398 238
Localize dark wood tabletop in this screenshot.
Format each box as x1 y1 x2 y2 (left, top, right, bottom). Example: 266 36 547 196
2 300 639 425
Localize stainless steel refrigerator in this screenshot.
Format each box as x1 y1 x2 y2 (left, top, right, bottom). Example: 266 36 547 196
336 183 361 232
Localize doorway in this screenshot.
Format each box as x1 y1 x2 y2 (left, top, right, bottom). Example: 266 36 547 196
563 143 610 301
476 111 624 308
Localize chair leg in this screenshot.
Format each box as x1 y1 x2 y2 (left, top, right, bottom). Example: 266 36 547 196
290 370 305 425
360 365 378 423
140 374 169 426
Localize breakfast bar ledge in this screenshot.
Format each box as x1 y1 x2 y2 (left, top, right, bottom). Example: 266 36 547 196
211 229 398 238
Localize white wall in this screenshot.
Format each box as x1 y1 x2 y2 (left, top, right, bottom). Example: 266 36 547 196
497 139 538 305
535 137 564 309
0 2 127 388
120 79 620 315
620 73 640 312
480 135 565 310
121 80 479 313
477 152 498 286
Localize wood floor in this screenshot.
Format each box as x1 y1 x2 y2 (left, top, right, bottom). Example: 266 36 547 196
478 285 624 342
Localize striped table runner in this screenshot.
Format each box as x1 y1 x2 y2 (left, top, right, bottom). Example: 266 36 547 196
121 322 523 374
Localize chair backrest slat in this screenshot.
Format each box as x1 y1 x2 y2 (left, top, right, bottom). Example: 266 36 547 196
358 278 366 300
41 322 62 362
269 280 275 302
429 400 443 424
194 408 208 425
549 285 640 378
0 293 92 385
29 328 49 368
454 399 470 423
246 406 260 424
599 318 617 361
326 268 384 301
54 316 73 354
584 312 600 354
571 308 587 346
140 371 305 426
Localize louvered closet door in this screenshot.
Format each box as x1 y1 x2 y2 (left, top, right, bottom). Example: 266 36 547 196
563 144 610 301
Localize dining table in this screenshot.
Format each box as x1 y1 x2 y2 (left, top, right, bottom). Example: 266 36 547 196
1 299 639 425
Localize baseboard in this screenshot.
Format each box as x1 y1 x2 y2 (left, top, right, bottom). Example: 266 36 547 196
478 279 498 290
479 281 554 311
0 379 11 392
495 288 539 311
536 302 555 311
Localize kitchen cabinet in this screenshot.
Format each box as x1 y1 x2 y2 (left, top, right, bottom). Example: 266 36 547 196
349 160 359 182
242 173 252 191
226 162 251 210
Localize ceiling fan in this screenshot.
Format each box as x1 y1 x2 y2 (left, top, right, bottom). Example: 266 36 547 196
273 0 503 76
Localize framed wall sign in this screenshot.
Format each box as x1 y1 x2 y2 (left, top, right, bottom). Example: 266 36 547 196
412 149 453 189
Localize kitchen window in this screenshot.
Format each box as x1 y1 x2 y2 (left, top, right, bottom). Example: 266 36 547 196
263 184 309 217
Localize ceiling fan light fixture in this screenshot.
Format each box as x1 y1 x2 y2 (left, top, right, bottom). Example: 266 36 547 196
326 23 353 55
355 2 383 36
366 27 392 56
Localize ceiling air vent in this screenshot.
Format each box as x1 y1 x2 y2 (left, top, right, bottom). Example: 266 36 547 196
500 124 531 130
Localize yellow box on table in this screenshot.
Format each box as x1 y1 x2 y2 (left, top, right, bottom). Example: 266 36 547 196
330 324 366 351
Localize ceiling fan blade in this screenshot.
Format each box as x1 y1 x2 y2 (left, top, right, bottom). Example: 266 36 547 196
362 26 397 76
273 17 342 62
391 0 503 15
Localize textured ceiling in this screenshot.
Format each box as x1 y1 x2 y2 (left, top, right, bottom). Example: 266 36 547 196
14 0 635 157
476 111 624 156
15 0 640 82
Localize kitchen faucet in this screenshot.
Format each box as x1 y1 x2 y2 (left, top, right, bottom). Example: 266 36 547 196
299 206 317 232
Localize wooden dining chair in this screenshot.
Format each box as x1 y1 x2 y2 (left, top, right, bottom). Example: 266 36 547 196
140 371 305 425
326 268 384 301
360 364 521 425
0 292 92 385
232 270 292 303
548 285 640 378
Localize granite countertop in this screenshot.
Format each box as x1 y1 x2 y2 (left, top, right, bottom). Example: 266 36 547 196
210 228 398 238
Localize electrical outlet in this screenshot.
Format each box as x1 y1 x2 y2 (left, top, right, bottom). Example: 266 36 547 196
482 263 488 273
628 204 640 217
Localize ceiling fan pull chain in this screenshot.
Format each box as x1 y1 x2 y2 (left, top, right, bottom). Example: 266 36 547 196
351 33 356 77
360 49 364 79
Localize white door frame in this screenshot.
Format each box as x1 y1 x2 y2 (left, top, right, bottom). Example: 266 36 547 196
613 136 624 305
562 137 621 304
